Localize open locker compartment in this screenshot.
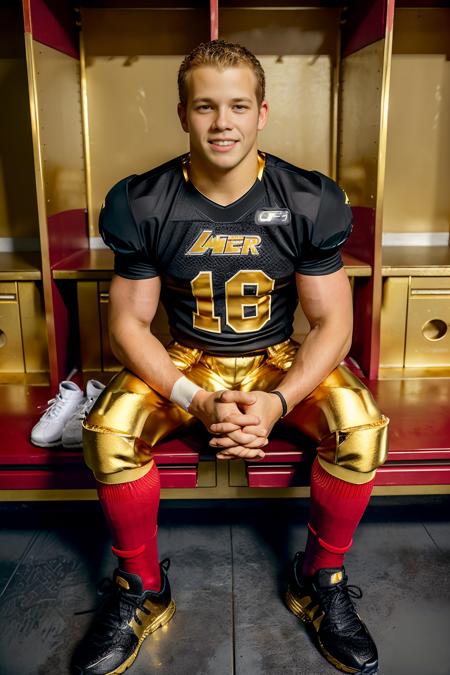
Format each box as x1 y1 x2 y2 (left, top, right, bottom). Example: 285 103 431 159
1 0 449 499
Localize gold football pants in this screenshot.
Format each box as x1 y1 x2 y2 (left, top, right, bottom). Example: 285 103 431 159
83 339 389 486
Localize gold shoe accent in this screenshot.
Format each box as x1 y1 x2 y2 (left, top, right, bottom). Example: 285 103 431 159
286 588 360 674
106 600 176 675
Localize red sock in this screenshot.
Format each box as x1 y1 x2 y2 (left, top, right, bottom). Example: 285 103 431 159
303 456 375 577
97 462 161 591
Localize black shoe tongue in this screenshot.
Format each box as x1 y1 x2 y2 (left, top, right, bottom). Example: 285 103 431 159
113 569 144 595
316 567 345 588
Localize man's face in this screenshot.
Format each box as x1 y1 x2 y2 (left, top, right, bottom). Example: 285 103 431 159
178 65 268 174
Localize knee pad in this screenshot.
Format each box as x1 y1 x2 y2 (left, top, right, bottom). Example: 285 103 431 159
317 414 389 475
82 422 154 484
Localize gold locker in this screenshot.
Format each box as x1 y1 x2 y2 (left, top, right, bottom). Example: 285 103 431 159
0 282 24 372
405 277 450 367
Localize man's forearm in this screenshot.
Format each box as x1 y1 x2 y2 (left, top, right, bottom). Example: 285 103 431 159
275 321 352 414
111 324 185 400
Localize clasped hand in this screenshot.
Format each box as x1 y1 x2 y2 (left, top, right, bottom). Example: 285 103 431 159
189 389 283 461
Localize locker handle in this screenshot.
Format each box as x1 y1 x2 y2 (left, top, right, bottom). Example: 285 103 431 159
411 289 450 297
99 292 109 303
0 294 17 302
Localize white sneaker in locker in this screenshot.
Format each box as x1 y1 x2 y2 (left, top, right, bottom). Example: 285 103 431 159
31 381 84 447
62 379 106 449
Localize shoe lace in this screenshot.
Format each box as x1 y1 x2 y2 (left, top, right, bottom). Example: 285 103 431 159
75 579 150 644
316 578 363 636
74 559 170 643
39 394 67 419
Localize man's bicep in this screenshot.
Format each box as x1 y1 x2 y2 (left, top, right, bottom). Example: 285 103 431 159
295 269 353 329
109 274 162 329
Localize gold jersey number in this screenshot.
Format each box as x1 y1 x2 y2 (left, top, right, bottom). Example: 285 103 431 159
191 270 274 334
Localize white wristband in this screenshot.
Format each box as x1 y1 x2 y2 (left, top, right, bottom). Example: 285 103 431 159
170 375 202 411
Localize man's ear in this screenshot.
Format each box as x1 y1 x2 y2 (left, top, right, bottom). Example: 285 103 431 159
257 100 269 132
178 103 189 133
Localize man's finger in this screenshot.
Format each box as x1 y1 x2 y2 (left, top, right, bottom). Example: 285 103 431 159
221 413 260 426
216 447 265 460
218 390 256 406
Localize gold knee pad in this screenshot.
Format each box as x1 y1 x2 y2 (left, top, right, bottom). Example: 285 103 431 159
82 423 155 484
82 368 191 484
316 414 389 484
301 375 390 484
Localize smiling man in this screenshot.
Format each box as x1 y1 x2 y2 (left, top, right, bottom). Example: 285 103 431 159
74 41 388 675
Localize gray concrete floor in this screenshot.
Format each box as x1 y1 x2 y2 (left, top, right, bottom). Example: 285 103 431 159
0 496 449 675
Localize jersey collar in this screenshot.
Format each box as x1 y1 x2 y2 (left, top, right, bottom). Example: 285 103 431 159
180 151 266 222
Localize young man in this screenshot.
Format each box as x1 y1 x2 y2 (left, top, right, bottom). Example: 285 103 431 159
74 41 388 675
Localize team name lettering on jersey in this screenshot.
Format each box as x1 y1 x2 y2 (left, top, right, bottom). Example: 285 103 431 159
186 230 261 256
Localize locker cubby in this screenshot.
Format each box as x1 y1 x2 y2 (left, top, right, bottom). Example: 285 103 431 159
0 0 449 499
380 6 450 379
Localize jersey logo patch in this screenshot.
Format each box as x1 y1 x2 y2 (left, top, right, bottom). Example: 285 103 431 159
186 230 261 256
254 209 291 225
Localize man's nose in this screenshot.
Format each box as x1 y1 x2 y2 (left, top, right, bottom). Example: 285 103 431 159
212 108 232 130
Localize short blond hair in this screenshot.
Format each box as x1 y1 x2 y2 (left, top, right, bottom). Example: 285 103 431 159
178 40 266 106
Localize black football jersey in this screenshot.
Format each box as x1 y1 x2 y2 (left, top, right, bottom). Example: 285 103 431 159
100 152 352 354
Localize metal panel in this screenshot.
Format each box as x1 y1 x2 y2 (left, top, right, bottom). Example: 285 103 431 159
338 41 385 208
0 282 24 372
405 277 450 367
77 281 102 371
383 54 450 234
0 51 39 239
380 276 408 367
17 281 48 372
31 41 86 217
258 56 332 175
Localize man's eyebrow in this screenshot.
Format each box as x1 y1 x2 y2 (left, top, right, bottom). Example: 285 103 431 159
191 97 253 103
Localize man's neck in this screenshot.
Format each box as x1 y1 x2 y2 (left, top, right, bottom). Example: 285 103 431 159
188 151 260 206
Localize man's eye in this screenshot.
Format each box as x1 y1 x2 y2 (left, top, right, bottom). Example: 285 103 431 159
197 105 212 111
233 105 248 111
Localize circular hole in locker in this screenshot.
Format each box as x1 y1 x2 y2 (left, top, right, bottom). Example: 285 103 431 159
0 330 6 348
422 319 448 341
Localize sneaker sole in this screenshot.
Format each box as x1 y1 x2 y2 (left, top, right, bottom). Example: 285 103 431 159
285 588 378 675
105 600 176 675
30 438 63 448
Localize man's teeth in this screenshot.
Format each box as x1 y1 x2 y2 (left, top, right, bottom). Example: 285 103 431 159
212 140 235 146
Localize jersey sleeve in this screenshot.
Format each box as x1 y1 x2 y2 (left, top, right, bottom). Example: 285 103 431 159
295 172 353 276
99 176 159 279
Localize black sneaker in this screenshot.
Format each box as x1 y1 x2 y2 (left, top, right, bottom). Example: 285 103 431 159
72 559 175 674
285 552 378 674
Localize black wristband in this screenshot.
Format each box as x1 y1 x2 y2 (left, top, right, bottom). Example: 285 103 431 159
270 390 288 418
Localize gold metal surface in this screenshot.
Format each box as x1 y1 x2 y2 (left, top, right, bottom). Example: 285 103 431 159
393 8 450 57
384 54 450 233
0 253 41 281
31 42 86 217
219 8 340 56
0 24 39 239
405 277 450 367
80 31 94 238
0 282 24 372
380 277 408 368
258 55 333 174
81 8 209 57
338 40 386 207
196 461 216 488
77 281 102 372
81 7 210 234
24 33 57 381
17 282 48 373
229 459 248 487
83 340 388 485
2 484 450 502
382 247 450 277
